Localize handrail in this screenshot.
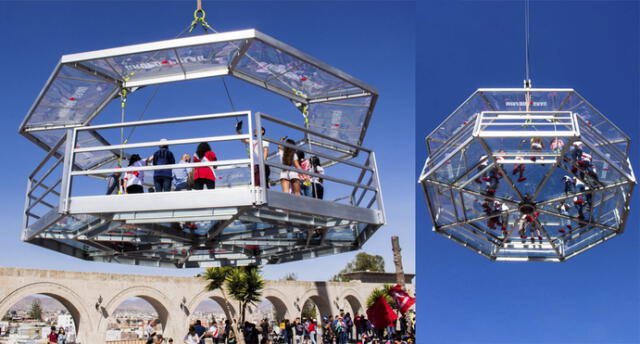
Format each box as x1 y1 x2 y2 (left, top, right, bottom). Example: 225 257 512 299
266 161 377 192
258 112 371 153
70 159 250 176
74 134 249 153
76 111 251 131
262 137 373 172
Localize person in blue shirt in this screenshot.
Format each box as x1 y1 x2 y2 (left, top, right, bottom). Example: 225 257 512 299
106 170 122 195
193 320 207 344
152 139 176 192
173 153 191 191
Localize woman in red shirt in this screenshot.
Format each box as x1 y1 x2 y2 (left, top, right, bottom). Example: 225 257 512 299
192 142 218 190
47 326 58 343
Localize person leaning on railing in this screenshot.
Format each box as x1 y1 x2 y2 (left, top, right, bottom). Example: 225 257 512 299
152 139 176 192
237 123 270 188
106 168 123 195
192 142 217 190
309 156 324 200
173 153 192 191
123 154 148 194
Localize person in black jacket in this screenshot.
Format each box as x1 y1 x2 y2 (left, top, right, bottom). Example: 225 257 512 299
152 139 176 192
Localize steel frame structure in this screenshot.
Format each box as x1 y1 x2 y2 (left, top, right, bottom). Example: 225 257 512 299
20 30 384 268
420 88 635 262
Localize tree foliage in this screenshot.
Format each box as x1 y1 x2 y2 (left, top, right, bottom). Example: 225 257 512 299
226 266 265 324
366 284 396 310
29 299 42 321
281 272 297 281
331 252 385 281
203 266 265 344
301 300 318 320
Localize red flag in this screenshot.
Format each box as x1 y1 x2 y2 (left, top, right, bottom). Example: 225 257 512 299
366 295 398 329
388 284 416 314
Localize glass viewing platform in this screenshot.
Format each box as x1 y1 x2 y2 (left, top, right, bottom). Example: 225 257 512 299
420 88 634 262
19 29 384 268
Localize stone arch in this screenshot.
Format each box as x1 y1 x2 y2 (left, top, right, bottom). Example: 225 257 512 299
187 290 238 323
0 282 93 336
339 288 365 316
98 286 172 336
297 289 333 320
261 288 292 321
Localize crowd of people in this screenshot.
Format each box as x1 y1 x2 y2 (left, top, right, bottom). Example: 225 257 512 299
471 138 599 241
144 312 415 344
105 126 325 200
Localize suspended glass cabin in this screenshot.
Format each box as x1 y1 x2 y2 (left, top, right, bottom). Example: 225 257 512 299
20 29 384 268
419 88 634 261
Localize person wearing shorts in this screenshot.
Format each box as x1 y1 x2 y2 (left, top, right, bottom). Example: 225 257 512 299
278 138 302 195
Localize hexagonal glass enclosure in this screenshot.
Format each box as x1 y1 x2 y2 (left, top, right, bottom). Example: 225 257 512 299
21 29 384 268
419 88 635 262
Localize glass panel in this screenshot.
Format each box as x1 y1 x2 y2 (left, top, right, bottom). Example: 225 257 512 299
26 65 116 129
176 40 242 73
235 40 365 100
308 96 371 147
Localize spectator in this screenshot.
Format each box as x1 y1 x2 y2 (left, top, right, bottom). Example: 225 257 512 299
192 142 217 190
260 318 269 344
106 169 122 195
278 138 303 195
152 139 176 192
57 327 66 344
238 124 271 188
209 319 220 344
309 156 324 199
184 326 200 344
297 151 312 196
308 319 317 344
124 154 146 194
173 153 192 191
47 326 58 344
193 320 207 344
294 317 304 344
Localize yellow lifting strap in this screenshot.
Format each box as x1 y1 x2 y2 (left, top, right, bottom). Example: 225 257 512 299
291 87 310 126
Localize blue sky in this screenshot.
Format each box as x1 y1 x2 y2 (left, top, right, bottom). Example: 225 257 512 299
0 1 415 281
416 1 639 343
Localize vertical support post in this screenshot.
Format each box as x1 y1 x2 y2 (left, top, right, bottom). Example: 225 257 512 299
58 129 76 214
248 111 256 188
22 178 33 238
255 112 267 204
370 151 386 223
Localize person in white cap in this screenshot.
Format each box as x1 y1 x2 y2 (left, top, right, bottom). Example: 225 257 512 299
152 138 176 192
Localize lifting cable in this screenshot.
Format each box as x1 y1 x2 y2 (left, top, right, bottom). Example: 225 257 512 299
524 0 531 83
118 0 217 148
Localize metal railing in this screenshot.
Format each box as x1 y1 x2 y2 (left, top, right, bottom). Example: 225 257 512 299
22 136 67 236
59 111 255 213
475 111 577 137
257 112 384 213
44 110 384 218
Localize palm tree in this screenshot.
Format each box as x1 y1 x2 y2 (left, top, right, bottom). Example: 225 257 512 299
202 266 265 344
202 267 245 344
226 266 265 325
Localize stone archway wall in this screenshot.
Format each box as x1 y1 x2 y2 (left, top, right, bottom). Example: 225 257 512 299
298 289 333 319
98 286 174 340
339 288 365 316
0 268 400 344
0 282 94 342
261 288 292 321
187 290 238 323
